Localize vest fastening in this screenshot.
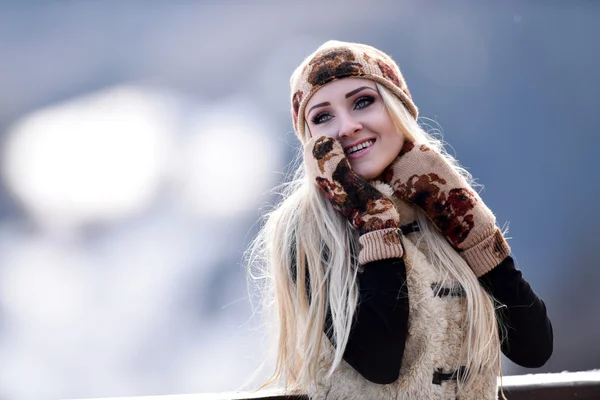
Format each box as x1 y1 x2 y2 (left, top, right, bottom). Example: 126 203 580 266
309 182 500 400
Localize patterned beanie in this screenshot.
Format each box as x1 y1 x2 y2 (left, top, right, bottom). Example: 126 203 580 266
290 40 418 144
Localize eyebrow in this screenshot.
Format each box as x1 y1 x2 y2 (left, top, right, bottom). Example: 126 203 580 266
345 86 377 98
307 101 330 115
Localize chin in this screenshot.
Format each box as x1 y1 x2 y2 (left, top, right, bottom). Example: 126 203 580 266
350 159 385 181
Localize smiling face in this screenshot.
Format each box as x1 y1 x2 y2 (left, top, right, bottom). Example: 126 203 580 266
304 78 404 180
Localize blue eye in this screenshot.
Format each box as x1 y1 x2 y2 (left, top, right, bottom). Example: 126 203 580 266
312 113 332 125
355 96 374 109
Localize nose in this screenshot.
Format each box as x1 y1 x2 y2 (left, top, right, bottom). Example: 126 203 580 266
338 113 362 140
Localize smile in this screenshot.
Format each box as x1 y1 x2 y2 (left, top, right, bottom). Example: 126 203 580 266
345 140 375 156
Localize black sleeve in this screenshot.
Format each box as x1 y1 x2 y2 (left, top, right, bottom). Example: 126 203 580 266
324 257 409 384
478 256 554 368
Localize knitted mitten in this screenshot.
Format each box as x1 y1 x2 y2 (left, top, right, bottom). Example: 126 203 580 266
304 136 404 265
383 140 510 276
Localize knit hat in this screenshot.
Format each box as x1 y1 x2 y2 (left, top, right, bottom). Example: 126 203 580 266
290 40 418 144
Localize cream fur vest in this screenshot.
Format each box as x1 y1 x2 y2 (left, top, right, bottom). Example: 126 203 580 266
309 182 500 400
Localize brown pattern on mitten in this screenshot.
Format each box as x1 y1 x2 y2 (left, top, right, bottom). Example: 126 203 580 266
395 172 476 246
305 136 404 265
383 141 510 276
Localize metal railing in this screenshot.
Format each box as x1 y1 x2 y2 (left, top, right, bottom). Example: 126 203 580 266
72 370 600 400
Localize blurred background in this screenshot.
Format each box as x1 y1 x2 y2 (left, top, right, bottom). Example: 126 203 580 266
0 1 598 399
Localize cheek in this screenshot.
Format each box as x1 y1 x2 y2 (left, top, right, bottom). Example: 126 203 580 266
394 131 404 150
308 124 337 139
380 119 403 149
387 119 404 149
381 130 404 168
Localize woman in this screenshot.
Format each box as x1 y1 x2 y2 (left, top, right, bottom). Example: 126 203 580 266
247 40 553 400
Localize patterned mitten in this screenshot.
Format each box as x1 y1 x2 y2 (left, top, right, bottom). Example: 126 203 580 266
304 136 404 265
383 141 510 276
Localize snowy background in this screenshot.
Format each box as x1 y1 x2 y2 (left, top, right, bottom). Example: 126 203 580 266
0 1 599 399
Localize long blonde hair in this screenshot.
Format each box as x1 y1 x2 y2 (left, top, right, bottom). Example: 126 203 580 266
246 83 503 395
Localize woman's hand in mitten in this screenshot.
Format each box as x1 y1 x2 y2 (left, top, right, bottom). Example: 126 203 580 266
382 140 510 276
304 136 404 265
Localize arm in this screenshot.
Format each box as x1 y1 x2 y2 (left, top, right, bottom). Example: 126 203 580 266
478 256 553 368
382 140 552 365
324 257 409 384
303 136 409 383
383 141 511 277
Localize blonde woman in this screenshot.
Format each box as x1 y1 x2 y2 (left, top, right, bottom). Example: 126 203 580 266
248 40 552 400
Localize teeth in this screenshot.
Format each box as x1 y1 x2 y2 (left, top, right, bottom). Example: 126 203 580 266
347 140 374 155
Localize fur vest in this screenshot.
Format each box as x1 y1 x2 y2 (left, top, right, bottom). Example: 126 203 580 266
309 182 500 400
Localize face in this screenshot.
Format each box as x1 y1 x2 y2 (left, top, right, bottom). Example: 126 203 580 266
305 78 404 180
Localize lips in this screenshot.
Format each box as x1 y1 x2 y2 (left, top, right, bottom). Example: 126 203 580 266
344 139 376 156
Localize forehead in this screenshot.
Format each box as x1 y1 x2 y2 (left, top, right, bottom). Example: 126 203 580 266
306 78 377 108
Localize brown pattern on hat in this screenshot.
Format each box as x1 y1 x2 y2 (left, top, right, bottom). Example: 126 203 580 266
376 59 400 87
292 90 303 119
290 41 420 143
307 48 366 87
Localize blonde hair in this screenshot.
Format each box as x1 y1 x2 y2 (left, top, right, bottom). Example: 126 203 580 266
246 83 504 396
